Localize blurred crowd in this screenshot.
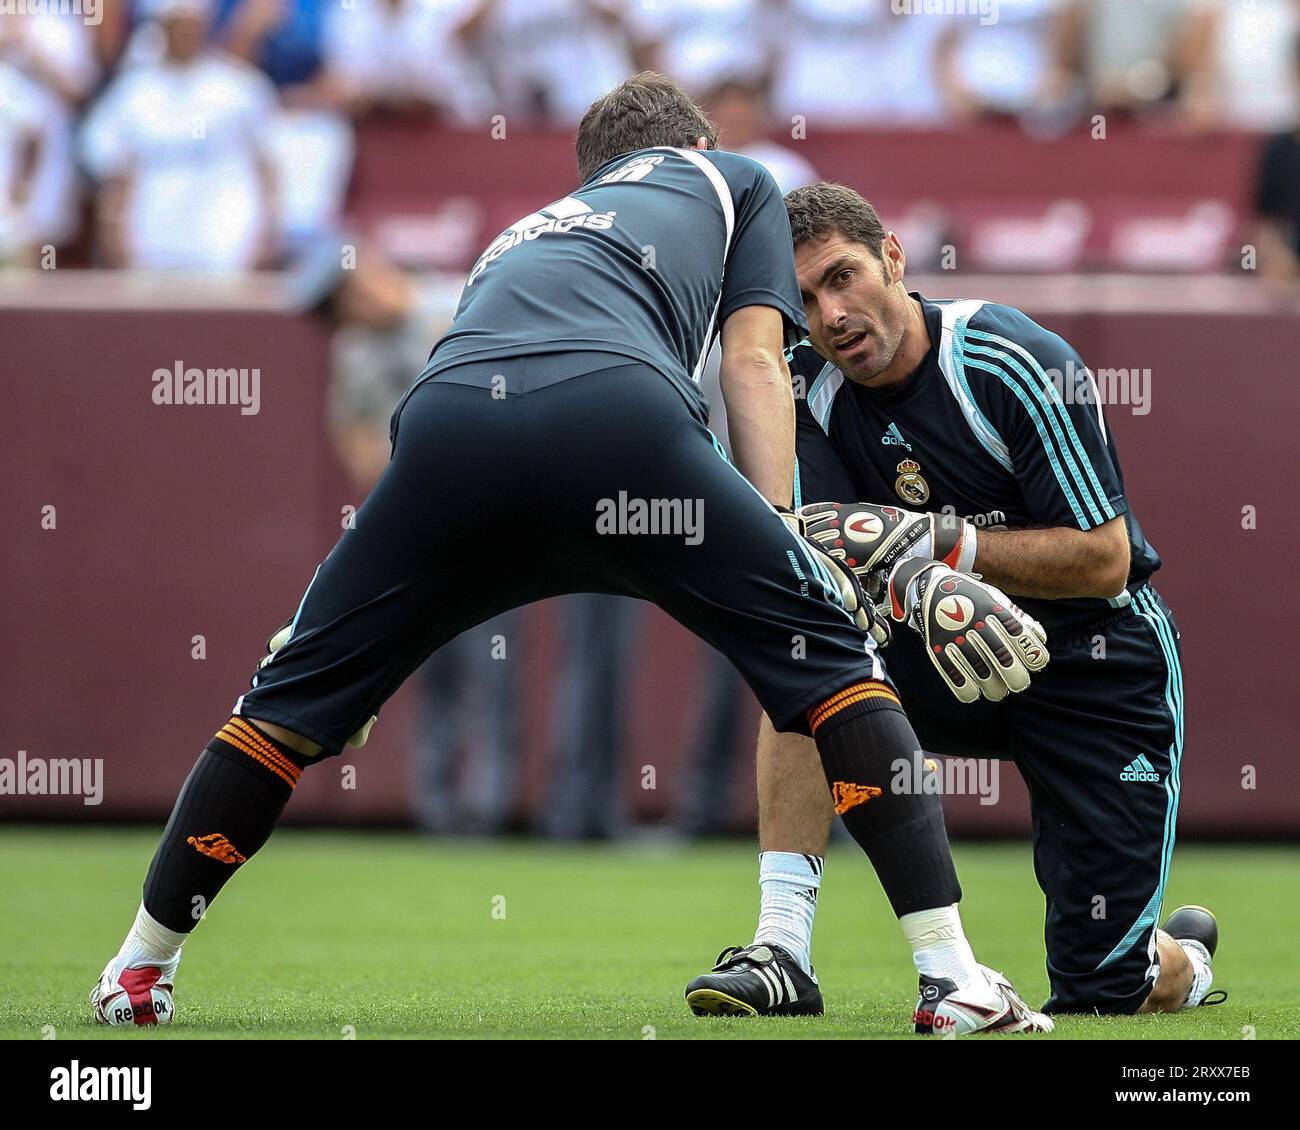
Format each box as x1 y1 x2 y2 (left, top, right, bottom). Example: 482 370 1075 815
2 0 1300 270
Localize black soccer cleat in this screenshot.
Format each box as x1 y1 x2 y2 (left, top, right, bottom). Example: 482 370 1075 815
1162 904 1218 958
1162 904 1227 1005
685 943 824 1017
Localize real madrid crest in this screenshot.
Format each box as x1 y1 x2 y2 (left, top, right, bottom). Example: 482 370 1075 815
894 458 930 505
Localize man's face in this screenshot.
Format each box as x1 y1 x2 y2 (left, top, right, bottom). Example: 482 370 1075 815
163 12 208 63
795 233 909 386
706 85 762 149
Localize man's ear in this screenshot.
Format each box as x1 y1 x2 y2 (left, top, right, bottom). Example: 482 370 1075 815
691 136 710 151
883 231 907 284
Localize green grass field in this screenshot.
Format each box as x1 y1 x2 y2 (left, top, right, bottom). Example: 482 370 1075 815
1 828 1295 1040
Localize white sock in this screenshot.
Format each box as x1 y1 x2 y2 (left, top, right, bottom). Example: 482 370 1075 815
121 903 188 965
1177 938 1214 1008
753 852 822 974
900 903 981 988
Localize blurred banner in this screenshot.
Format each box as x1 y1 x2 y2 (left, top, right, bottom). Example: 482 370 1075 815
345 122 1261 276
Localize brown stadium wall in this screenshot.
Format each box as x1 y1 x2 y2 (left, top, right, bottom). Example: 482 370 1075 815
2 300 1296 836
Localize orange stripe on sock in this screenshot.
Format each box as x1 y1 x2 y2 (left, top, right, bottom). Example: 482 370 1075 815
220 725 301 785
229 717 283 761
806 681 899 722
218 728 298 785
809 680 894 726
808 681 900 735
813 684 899 722
225 719 302 784
217 724 300 789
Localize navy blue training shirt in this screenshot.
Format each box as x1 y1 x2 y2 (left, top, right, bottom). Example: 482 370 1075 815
419 147 808 421
790 293 1161 631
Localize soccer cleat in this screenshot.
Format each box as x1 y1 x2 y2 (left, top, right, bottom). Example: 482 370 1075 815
1162 904 1217 958
685 943 824 1017
90 951 179 1028
914 964 1054 1036
1162 904 1226 1006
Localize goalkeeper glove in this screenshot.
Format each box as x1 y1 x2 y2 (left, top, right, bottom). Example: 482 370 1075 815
797 501 978 600
256 620 377 748
887 558 1049 704
778 507 890 648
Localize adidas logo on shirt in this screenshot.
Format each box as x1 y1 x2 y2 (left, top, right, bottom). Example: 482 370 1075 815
881 422 912 450
1120 755 1162 783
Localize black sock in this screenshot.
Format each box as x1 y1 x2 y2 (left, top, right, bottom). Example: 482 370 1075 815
142 718 311 933
809 683 961 917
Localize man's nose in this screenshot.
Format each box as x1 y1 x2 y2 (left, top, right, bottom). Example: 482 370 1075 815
819 295 847 330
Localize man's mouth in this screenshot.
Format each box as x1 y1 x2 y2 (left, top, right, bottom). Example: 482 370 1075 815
833 330 868 354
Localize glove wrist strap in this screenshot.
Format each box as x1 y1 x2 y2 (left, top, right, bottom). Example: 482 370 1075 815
929 514 978 574
888 557 941 621
956 524 978 574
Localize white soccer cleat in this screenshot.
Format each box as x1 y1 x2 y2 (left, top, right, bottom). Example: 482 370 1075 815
90 951 180 1028
914 964 1053 1036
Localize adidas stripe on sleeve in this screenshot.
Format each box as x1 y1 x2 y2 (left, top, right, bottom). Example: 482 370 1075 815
962 306 1127 532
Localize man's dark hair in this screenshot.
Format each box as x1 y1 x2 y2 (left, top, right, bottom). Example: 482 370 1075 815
576 72 717 181
784 182 887 261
